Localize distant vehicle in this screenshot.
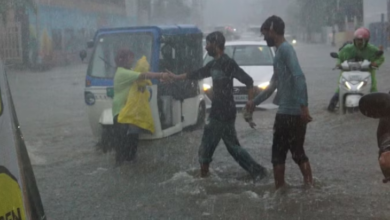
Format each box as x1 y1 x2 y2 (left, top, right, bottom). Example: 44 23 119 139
285 34 297 46
240 25 262 41
329 50 383 114
214 25 240 40
202 40 277 109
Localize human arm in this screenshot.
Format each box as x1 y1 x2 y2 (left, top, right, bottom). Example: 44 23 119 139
245 73 277 112
228 59 258 101
368 44 385 67
336 45 353 66
168 62 213 81
139 72 169 80
283 45 312 123
229 59 254 88
254 73 277 104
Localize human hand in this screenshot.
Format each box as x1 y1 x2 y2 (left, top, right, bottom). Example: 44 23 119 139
160 71 176 83
166 69 177 78
246 100 255 113
371 62 378 68
301 106 313 124
333 64 341 70
248 121 257 129
159 72 169 83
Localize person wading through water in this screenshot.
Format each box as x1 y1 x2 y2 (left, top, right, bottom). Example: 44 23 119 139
246 15 313 189
166 31 267 181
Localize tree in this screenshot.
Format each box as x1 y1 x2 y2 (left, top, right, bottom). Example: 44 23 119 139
0 0 36 23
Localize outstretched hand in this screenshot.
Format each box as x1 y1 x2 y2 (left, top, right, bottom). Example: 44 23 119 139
160 70 176 83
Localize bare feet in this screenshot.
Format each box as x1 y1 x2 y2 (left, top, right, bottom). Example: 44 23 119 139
200 164 210 178
273 165 286 189
299 162 313 187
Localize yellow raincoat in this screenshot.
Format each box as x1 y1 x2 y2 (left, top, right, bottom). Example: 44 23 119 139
118 56 155 133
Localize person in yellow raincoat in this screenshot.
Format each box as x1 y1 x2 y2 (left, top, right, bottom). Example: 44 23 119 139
112 49 168 165
118 55 155 134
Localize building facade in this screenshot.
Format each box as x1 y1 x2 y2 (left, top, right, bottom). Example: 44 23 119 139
363 0 390 47
27 0 135 67
1 0 205 67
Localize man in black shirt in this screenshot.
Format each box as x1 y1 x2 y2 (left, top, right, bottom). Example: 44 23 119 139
167 31 267 180
359 92 390 183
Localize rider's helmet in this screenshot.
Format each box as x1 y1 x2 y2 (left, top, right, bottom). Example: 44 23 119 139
353 27 370 49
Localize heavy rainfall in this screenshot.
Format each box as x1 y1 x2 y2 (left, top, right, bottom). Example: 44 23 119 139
1 0 390 219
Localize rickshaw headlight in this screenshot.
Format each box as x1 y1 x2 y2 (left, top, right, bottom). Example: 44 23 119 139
85 92 96 106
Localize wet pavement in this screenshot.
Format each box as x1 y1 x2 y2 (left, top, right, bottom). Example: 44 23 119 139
7 43 390 220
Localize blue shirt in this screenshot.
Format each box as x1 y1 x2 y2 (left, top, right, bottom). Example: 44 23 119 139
253 41 308 115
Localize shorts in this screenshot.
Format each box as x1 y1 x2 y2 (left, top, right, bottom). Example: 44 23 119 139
272 114 309 166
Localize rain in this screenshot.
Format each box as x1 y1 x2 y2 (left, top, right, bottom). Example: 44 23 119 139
1 0 390 219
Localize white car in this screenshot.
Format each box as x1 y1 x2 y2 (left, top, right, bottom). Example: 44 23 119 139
202 41 278 109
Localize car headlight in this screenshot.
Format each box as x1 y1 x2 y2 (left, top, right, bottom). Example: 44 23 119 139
292 39 297 44
258 82 270 90
203 83 211 91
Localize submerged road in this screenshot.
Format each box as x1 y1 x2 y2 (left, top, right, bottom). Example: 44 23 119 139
7 43 390 219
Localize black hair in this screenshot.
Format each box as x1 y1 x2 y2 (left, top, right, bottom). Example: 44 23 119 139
260 15 285 35
206 31 225 50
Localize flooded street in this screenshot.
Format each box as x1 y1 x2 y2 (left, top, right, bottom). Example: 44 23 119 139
7 43 390 219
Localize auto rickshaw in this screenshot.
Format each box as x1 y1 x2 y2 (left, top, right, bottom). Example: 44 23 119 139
82 25 206 143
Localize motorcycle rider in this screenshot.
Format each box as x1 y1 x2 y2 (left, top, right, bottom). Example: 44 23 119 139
328 27 385 112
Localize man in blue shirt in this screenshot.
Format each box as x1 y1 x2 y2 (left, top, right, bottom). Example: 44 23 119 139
246 15 313 189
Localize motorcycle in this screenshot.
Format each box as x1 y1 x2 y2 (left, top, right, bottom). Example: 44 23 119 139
330 50 383 114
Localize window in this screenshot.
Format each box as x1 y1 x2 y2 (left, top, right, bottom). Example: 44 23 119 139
159 43 177 73
88 32 153 78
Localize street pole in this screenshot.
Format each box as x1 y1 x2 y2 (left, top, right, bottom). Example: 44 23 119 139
381 13 385 50
332 11 336 46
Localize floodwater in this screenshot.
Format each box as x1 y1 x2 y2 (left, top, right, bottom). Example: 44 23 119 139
7 43 390 219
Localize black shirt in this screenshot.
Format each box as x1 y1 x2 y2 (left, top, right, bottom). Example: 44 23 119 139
187 54 254 121
377 118 390 156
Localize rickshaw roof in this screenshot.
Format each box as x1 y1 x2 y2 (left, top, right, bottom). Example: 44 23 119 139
95 25 202 38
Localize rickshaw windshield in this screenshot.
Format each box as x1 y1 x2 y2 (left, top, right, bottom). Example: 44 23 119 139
88 32 153 78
